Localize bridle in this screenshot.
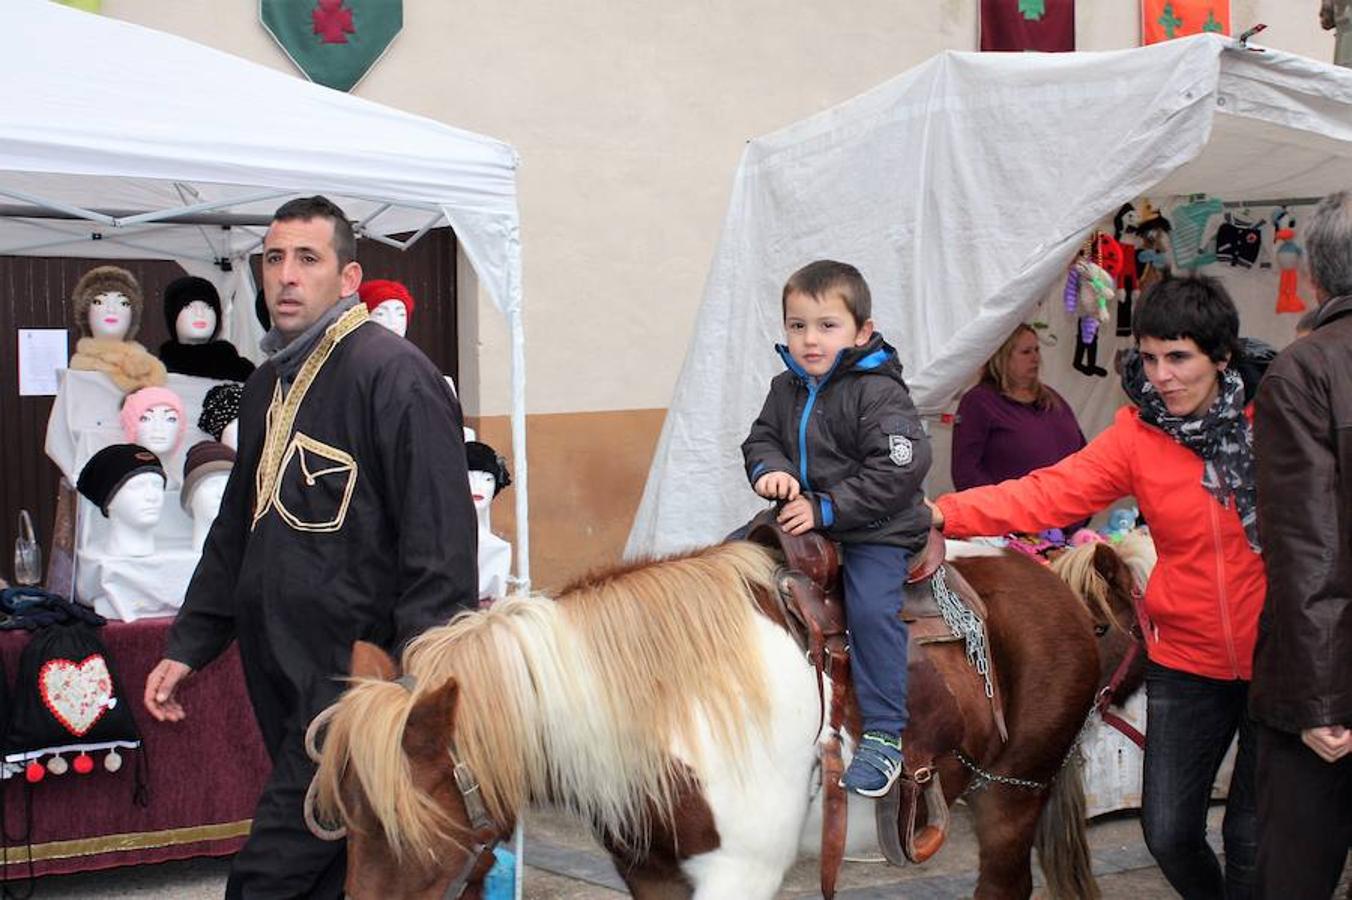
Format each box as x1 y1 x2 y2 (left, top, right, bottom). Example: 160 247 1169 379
302 674 505 899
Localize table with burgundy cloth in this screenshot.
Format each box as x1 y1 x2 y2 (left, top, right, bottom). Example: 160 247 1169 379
0 616 269 877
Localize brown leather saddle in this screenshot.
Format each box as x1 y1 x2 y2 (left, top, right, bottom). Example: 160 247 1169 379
743 511 1007 892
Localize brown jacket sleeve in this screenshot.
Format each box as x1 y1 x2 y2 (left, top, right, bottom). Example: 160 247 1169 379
1252 349 1352 733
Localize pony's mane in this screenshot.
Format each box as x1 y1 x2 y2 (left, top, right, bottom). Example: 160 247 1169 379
1049 530 1157 631
315 541 779 860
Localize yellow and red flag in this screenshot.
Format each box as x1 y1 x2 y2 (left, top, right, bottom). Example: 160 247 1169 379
1142 1 1231 44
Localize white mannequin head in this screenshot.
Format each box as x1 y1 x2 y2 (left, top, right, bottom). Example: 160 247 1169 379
220 419 239 451
175 299 218 344
469 470 496 519
104 472 164 557
369 299 408 338
135 405 182 456
88 291 134 340
188 472 229 552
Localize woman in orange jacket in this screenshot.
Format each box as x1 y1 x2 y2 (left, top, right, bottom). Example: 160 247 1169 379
931 276 1265 900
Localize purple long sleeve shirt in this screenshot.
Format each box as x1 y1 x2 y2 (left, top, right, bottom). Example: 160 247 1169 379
950 383 1086 491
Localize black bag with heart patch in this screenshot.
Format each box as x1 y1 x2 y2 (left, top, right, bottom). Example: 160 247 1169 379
5 622 145 800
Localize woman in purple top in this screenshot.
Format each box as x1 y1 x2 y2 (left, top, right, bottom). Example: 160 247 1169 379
952 323 1086 493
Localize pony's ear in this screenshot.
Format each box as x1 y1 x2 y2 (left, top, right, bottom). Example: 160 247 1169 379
351 640 398 681
1090 544 1126 586
402 678 460 764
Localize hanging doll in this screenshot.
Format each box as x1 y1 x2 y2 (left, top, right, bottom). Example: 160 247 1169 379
1112 203 1141 336
1134 200 1173 298
1271 208 1308 314
1065 239 1115 378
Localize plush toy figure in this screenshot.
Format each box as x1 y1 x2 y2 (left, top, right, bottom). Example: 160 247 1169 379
1134 201 1173 295
156 276 255 381
1272 208 1308 314
1113 203 1142 335
68 266 167 392
1068 256 1114 378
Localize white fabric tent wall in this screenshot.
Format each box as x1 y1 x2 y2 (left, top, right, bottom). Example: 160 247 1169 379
0 0 532 585
628 34 1352 559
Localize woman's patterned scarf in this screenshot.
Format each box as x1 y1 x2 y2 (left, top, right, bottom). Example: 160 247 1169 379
1121 350 1260 552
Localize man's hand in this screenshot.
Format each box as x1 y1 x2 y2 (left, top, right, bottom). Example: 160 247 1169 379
777 496 815 535
754 472 800 501
1302 725 1352 763
144 659 194 723
925 497 945 530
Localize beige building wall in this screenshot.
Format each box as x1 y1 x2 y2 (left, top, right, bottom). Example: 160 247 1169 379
100 0 1336 585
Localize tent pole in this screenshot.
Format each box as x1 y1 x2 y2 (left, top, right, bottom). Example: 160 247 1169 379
509 304 530 593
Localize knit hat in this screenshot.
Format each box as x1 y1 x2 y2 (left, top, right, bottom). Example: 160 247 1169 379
162 276 222 341
119 386 186 451
254 286 271 332
72 266 144 340
198 382 243 441
76 444 166 517
181 441 235 510
465 441 511 496
358 280 415 316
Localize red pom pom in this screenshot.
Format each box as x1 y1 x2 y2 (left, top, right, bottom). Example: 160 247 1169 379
72 753 94 775
25 761 45 783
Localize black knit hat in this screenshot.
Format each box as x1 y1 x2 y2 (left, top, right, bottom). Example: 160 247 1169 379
465 441 511 496
255 287 271 332
198 382 243 441
163 276 222 341
76 444 166 517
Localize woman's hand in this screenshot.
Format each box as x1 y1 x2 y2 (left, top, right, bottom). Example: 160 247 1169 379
925 497 945 530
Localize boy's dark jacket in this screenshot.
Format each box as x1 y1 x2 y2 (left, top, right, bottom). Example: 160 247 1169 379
742 333 932 552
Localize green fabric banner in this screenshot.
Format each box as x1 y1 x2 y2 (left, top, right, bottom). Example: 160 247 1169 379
51 0 102 12
261 0 402 92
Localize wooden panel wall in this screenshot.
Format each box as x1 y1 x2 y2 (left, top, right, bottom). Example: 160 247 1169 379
0 227 457 588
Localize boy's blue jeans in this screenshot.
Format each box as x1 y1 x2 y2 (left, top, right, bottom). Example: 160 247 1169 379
840 543 910 736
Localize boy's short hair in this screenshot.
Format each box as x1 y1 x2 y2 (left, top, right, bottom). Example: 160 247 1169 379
1131 274 1240 363
782 260 872 328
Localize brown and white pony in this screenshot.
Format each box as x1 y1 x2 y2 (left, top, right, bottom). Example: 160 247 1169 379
310 539 1134 899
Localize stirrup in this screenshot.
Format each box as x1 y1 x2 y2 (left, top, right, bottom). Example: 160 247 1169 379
841 733 904 798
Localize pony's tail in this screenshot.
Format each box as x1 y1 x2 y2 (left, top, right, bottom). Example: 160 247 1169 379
313 678 455 861
1034 749 1100 900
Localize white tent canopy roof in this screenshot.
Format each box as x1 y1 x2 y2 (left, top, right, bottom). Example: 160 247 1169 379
0 0 521 319
627 34 1352 559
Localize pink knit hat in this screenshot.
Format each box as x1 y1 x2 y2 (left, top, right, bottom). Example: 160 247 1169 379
119 386 187 451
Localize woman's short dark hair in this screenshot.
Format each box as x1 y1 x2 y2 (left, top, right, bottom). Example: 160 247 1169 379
1131 275 1240 363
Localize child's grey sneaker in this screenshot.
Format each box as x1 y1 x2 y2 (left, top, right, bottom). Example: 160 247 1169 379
840 731 904 798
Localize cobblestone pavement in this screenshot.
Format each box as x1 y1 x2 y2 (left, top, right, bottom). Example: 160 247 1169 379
28 802 1352 898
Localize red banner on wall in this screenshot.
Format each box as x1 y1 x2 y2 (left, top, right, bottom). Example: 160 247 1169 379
1141 0 1231 44
980 0 1076 52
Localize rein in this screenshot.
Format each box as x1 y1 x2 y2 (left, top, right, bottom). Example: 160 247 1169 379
1094 586 1147 749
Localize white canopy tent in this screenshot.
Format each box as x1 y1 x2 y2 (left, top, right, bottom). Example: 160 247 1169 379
0 0 532 585
628 33 1352 559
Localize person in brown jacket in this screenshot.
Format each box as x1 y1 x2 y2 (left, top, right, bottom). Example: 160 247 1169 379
1251 188 1352 898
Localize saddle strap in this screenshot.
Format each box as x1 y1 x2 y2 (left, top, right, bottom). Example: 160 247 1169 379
819 733 846 900
873 761 950 867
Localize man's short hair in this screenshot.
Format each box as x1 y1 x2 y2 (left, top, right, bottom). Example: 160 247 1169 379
1132 274 1240 363
1306 189 1352 300
782 260 872 328
271 195 356 268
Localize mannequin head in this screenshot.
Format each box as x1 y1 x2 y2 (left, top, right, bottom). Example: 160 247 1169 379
468 470 496 516
464 441 511 527
369 299 408 337
188 472 228 552
182 440 236 552
220 420 239 450
120 386 187 456
358 280 415 338
73 266 144 340
107 472 165 530
76 443 166 517
163 276 223 344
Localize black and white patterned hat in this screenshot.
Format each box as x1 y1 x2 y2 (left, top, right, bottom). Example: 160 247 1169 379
198 382 243 441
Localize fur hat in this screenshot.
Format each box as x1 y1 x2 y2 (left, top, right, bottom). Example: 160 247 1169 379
76 444 165 517
119 386 186 451
181 440 235 510
198 382 243 441
465 441 511 496
358 279 415 316
163 276 222 341
72 266 144 340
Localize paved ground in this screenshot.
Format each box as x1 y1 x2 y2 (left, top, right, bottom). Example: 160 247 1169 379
23 801 1200 899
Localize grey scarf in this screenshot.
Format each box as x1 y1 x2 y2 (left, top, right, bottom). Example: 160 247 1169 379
1121 349 1260 552
260 294 361 392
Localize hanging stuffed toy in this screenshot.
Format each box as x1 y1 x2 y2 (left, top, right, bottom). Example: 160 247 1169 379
1066 236 1115 378
1215 211 1266 269
1272 208 1308 314
1112 203 1141 336
1134 200 1173 297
